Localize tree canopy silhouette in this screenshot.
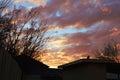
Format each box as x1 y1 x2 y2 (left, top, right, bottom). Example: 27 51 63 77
0 0 49 59
95 40 120 63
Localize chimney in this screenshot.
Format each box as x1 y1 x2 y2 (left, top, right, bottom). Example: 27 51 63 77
87 55 90 59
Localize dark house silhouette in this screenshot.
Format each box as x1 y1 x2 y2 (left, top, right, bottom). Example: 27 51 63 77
0 53 62 80
14 55 49 80
14 55 62 80
58 59 120 80
1 52 120 80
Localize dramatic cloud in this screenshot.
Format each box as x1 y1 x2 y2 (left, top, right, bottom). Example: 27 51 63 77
62 25 120 56
14 0 120 67
34 0 120 28
39 0 120 67
41 25 120 67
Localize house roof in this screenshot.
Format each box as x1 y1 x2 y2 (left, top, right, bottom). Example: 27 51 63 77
14 55 49 75
58 59 120 74
58 59 116 68
14 55 62 80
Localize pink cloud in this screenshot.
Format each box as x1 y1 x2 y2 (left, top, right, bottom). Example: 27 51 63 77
20 0 120 28
14 0 120 28
61 25 120 58
37 0 120 28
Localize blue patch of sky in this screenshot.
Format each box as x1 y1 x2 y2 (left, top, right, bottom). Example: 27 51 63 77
46 0 51 4
56 10 62 17
52 22 102 37
52 27 79 37
78 22 102 33
15 1 36 9
79 28 88 32
88 22 102 30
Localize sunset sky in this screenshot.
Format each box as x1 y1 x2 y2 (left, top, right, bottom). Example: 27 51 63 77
14 0 120 67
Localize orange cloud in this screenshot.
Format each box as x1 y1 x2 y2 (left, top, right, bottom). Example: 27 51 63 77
40 51 87 67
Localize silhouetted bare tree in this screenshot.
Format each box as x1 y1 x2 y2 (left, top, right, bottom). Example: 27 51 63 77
0 0 12 16
95 40 120 63
0 0 49 59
